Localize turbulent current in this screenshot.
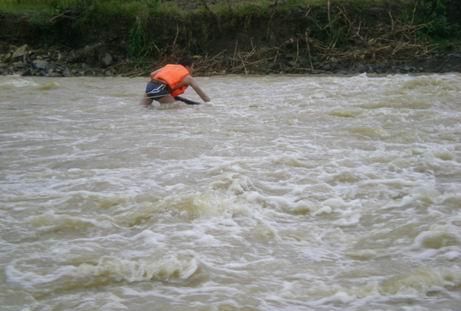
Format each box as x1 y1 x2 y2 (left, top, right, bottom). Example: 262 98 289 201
1 74 460 311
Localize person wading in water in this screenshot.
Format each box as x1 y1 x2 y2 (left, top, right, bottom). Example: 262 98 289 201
141 57 210 107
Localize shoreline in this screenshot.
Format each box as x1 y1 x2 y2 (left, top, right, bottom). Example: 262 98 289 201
2 44 460 78
1 2 460 78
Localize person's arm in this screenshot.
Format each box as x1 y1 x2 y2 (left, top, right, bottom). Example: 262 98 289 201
183 75 210 102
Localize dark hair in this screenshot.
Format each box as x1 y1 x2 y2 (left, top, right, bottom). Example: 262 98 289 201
178 56 193 67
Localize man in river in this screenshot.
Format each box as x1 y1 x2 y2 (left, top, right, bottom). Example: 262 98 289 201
141 56 210 107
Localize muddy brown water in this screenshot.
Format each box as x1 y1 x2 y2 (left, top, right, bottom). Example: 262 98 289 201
1 74 460 310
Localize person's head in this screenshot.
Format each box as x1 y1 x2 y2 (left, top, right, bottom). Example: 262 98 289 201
178 56 194 72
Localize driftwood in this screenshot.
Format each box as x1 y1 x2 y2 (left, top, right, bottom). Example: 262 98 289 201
117 2 437 76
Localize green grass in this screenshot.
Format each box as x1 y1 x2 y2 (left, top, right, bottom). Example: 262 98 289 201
0 0 393 15
0 0 162 16
1 0 458 62
0 0 55 19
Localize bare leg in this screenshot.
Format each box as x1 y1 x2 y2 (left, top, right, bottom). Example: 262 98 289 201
141 94 154 107
157 95 176 104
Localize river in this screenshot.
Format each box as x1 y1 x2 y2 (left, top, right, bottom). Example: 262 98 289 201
1 73 460 310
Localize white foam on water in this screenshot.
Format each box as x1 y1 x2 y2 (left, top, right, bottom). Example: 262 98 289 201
1 74 461 310
5 251 201 292
0 76 39 88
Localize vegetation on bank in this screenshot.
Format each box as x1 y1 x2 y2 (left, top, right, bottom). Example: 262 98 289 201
0 0 460 75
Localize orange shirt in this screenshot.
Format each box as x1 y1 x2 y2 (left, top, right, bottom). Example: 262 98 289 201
152 64 190 96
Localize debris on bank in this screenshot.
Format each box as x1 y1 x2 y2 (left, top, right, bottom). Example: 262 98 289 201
1 0 460 77
0 43 121 77
1 42 460 77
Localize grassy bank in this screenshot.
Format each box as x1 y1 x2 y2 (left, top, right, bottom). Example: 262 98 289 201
1 0 460 75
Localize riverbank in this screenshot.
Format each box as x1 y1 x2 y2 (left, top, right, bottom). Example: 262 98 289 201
1 0 460 76
1 43 460 77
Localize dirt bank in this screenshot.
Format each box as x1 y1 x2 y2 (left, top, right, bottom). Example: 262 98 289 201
1 1 460 76
1 43 460 77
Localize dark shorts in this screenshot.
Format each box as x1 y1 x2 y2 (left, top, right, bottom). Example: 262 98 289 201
145 81 170 100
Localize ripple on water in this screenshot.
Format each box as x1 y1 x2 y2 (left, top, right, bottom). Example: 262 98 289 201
5 251 203 295
1 74 461 310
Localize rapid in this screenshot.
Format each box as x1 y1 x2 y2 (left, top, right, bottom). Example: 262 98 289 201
1 73 460 310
